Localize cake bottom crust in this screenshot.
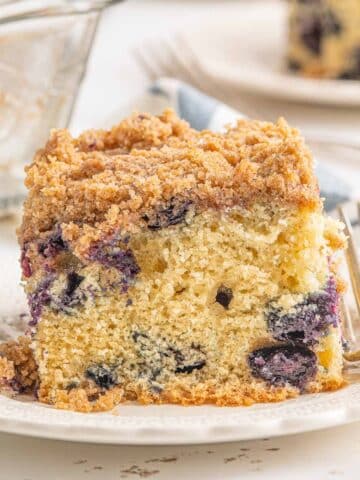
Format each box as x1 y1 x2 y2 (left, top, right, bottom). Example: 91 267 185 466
49 377 345 413
0 335 345 413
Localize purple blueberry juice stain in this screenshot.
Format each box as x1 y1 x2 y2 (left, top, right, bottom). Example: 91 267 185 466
87 235 140 291
28 275 55 326
9 377 32 394
38 225 67 258
267 278 339 346
248 345 317 390
26 230 140 323
20 247 32 278
142 198 193 230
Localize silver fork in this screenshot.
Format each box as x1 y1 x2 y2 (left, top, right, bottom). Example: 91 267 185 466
338 202 360 363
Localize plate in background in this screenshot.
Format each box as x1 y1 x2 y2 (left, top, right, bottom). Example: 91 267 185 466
180 1 360 106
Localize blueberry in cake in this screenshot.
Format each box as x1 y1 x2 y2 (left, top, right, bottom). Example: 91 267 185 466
8 109 347 412
288 0 360 79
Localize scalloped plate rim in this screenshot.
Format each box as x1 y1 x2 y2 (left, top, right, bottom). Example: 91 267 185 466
1 382 360 444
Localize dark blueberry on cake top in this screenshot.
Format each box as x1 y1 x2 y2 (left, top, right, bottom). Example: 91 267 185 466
38 226 67 258
215 285 233 309
143 198 193 230
248 345 317 390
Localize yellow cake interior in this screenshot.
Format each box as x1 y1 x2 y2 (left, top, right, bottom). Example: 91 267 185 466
29 204 345 412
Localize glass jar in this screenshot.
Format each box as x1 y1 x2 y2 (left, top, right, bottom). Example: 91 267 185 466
0 0 117 216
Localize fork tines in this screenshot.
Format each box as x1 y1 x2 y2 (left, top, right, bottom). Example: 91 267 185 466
338 203 360 361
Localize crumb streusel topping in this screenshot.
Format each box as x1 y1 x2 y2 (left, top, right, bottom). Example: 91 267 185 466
19 110 320 252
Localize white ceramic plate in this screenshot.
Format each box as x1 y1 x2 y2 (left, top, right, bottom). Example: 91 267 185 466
180 1 360 106
1 218 360 445
1 383 360 445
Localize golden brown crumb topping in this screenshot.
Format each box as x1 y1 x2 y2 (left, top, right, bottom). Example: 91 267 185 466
0 357 15 383
19 109 320 249
0 337 38 392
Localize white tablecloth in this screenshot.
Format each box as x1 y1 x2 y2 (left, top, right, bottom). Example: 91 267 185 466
1 422 360 479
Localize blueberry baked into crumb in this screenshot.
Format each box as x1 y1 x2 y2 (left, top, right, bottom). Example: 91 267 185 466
0 109 346 412
288 0 360 79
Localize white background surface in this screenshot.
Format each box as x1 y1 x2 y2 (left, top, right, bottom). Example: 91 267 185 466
1 0 360 478
1 423 360 480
